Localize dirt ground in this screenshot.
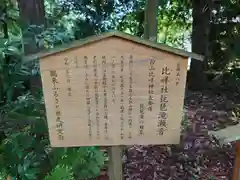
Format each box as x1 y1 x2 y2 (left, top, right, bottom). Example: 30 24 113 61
98 90 239 180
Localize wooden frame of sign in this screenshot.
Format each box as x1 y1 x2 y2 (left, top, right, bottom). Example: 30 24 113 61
25 31 203 179
233 141 240 180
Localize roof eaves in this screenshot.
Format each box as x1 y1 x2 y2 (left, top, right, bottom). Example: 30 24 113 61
111 31 204 61
23 31 204 63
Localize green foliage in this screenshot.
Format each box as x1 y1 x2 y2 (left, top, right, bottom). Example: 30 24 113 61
157 0 192 49
1 89 49 179
209 0 240 70
116 0 192 49
53 0 118 39
51 147 105 179
0 42 28 104
44 165 74 180
116 0 145 36
0 3 105 178
0 42 105 179
39 27 74 49
0 172 7 180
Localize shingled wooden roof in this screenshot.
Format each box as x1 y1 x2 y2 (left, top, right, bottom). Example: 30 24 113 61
24 31 204 62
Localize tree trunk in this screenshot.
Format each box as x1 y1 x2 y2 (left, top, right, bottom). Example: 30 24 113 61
17 0 46 95
143 1 159 179
144 0 159 42
188 0 211 90
17 0 46 55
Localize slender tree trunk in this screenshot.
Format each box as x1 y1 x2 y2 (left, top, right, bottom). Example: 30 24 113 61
188 0 211 90
144 1 159 179
17 0 46 55
144 0 159 42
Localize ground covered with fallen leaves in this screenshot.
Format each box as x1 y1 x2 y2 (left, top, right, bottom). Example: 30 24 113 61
123 90 239 180
97 87 240 180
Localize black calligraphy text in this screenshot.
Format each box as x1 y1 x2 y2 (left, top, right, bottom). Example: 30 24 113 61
50 70 64 140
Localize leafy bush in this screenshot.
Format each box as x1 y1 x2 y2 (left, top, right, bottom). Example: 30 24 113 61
49 147 105 179
0 28 104 180
44 165 74 180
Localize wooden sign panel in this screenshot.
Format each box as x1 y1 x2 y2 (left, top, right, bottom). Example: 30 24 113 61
40 37 188 147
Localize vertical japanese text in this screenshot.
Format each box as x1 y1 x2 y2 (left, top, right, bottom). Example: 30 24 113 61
50 70 64 140
84 56 92 139
93 56 100 139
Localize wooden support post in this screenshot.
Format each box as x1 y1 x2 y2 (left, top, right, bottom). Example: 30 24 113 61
233 141 240 180
108 146 123 180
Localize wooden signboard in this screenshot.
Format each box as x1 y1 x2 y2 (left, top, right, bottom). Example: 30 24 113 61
33 31 203 147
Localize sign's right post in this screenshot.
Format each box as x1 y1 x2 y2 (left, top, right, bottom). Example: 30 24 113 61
233 141 240 180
